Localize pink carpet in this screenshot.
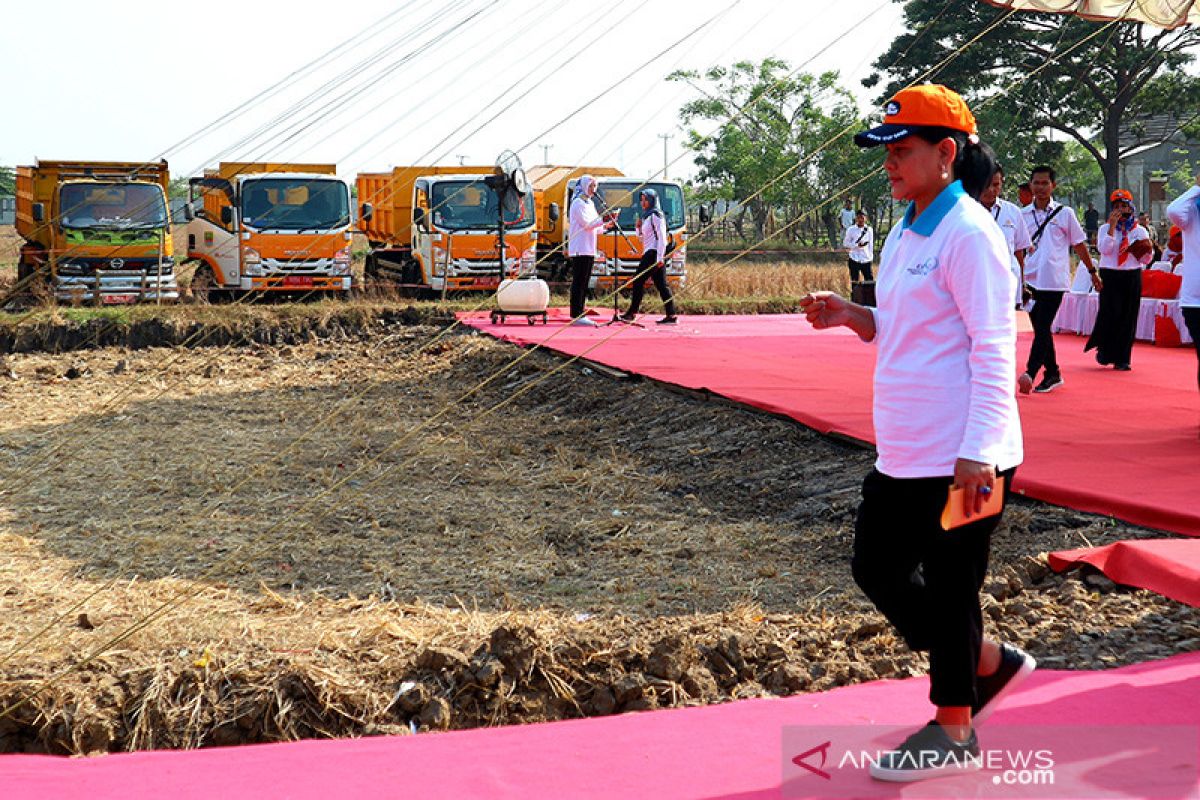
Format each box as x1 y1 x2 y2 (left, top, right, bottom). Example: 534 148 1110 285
1050 539 1200 607
463 311 1200 538
3 652 1197 798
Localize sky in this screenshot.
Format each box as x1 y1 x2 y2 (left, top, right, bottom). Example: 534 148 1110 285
0 0 907 184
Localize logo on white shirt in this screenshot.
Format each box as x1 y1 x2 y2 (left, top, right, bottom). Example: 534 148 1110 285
907 257 939 276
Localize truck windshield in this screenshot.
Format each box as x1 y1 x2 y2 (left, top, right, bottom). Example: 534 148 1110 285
60 183 168 230
430 180 535 231
583 182 687 232
240 178 350 231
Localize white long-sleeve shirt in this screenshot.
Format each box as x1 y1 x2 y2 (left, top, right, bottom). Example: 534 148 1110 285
1166 185 1200 308
638 211 668 259
1022 199 1088 291
567 195 609 257
985 198 1031 305
869 181 1023 478
1096 222 1153 270
843 224 873 263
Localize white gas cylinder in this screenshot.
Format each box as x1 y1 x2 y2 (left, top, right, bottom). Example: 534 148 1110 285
496 278 549 313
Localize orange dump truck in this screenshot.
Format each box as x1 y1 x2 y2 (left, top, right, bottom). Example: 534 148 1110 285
528 166 688 290
15 159 178 304
185 162 353 300
356 166 536 293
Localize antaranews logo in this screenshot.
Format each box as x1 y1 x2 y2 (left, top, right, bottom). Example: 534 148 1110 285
790 740 832 780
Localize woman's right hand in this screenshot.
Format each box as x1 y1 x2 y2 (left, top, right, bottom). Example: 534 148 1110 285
799 292 852 329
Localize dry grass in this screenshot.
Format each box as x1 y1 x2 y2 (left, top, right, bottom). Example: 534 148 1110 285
679 259 849 300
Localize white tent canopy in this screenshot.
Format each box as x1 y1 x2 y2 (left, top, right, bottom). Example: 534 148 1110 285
982 1 1199 30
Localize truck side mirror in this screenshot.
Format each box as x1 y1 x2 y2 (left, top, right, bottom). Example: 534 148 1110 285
548 202 560 224
220 206 233 226
413 207 426 229
183 202 195 222
360 202 374 222
32 203 44 223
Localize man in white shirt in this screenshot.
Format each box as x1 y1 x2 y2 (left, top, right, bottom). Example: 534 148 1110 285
839 198 856 232
978 165 1031 308
1017 165 1100 394
842 210 874 283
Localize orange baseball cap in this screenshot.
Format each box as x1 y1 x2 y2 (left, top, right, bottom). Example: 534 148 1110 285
1110 188 1134 203
855 84 978 147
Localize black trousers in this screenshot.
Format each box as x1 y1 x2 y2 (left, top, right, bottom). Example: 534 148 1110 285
1086 269 1142 366
1184 307 1200 392
627 249 676 317
568 255 594 318
848 257 873 283
852 466 1016 708
1025 289 1065 379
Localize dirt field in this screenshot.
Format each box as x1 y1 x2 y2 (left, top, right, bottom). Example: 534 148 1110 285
0 320 1197 755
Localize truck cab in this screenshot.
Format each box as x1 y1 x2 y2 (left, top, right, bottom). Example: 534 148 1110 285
15 160 178 304
357 167 537 294
186 162 353 300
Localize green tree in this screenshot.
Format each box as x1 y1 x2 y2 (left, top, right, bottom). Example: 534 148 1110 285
0 166 15 196
669 60 879 247
867 0 1200 198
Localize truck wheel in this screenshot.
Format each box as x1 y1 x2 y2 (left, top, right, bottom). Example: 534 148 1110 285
190 265 223 304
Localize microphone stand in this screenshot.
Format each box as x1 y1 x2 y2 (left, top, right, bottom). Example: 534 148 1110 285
593 194 644 327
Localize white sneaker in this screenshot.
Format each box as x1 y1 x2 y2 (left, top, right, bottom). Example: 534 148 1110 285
570 317 599 327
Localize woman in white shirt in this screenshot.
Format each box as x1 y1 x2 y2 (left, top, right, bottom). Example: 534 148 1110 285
619 189 677 324
799 84 1029 783
566 175 613 327
1086 189 1154 370
1166 173 1200 426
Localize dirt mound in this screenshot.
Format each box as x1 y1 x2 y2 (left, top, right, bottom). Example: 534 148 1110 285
0 331 1195 754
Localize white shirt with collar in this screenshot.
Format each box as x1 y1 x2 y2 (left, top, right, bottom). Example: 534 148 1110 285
1166 185 1200 308
567 193 609 258
985 197 1031 304
638 210 668 259
843 224 873 263
869 181 1023 478
1022 198 1088 291
1096 222 1153 270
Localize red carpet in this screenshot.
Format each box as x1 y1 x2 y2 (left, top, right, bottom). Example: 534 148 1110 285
3 652 1198 799
463 311 1200 538
1050 539 1200 607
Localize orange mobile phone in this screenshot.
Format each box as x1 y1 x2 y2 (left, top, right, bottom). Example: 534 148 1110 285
940 476 1006 530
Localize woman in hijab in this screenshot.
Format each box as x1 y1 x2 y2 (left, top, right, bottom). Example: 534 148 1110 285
566 175 613 326
620 188 678 324
1086 188 1154 370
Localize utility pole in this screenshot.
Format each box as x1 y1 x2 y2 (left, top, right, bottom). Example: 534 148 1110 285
540 143 552 164
456 154 468 166
658 133 671 179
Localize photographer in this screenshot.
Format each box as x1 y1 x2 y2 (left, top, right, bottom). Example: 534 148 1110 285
1086 189 1153 371
842 210 874 283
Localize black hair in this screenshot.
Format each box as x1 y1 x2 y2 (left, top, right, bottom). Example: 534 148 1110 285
910 126 998 201
1030 165 1057 183
993 164 1004 178
855 209 867 216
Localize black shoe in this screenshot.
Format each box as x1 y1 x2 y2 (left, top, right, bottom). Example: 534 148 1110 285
1096 352 1111 366
1113 363 1131 371
973 644 1037 725
657 316 678 325
618 313 637 323
1033 373 1063 393
869 721 981 783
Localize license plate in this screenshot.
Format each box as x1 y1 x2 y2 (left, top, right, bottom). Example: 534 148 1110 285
283 276 314 288
102 294 137 305
475 276 500 287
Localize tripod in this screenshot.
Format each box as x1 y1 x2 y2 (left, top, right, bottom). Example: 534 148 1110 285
594 196 644 327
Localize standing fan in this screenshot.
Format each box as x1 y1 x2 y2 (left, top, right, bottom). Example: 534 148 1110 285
487 151 548 325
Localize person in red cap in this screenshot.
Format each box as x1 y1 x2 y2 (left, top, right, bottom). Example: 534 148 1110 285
800 84 1030 783
1086 189 1154 370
